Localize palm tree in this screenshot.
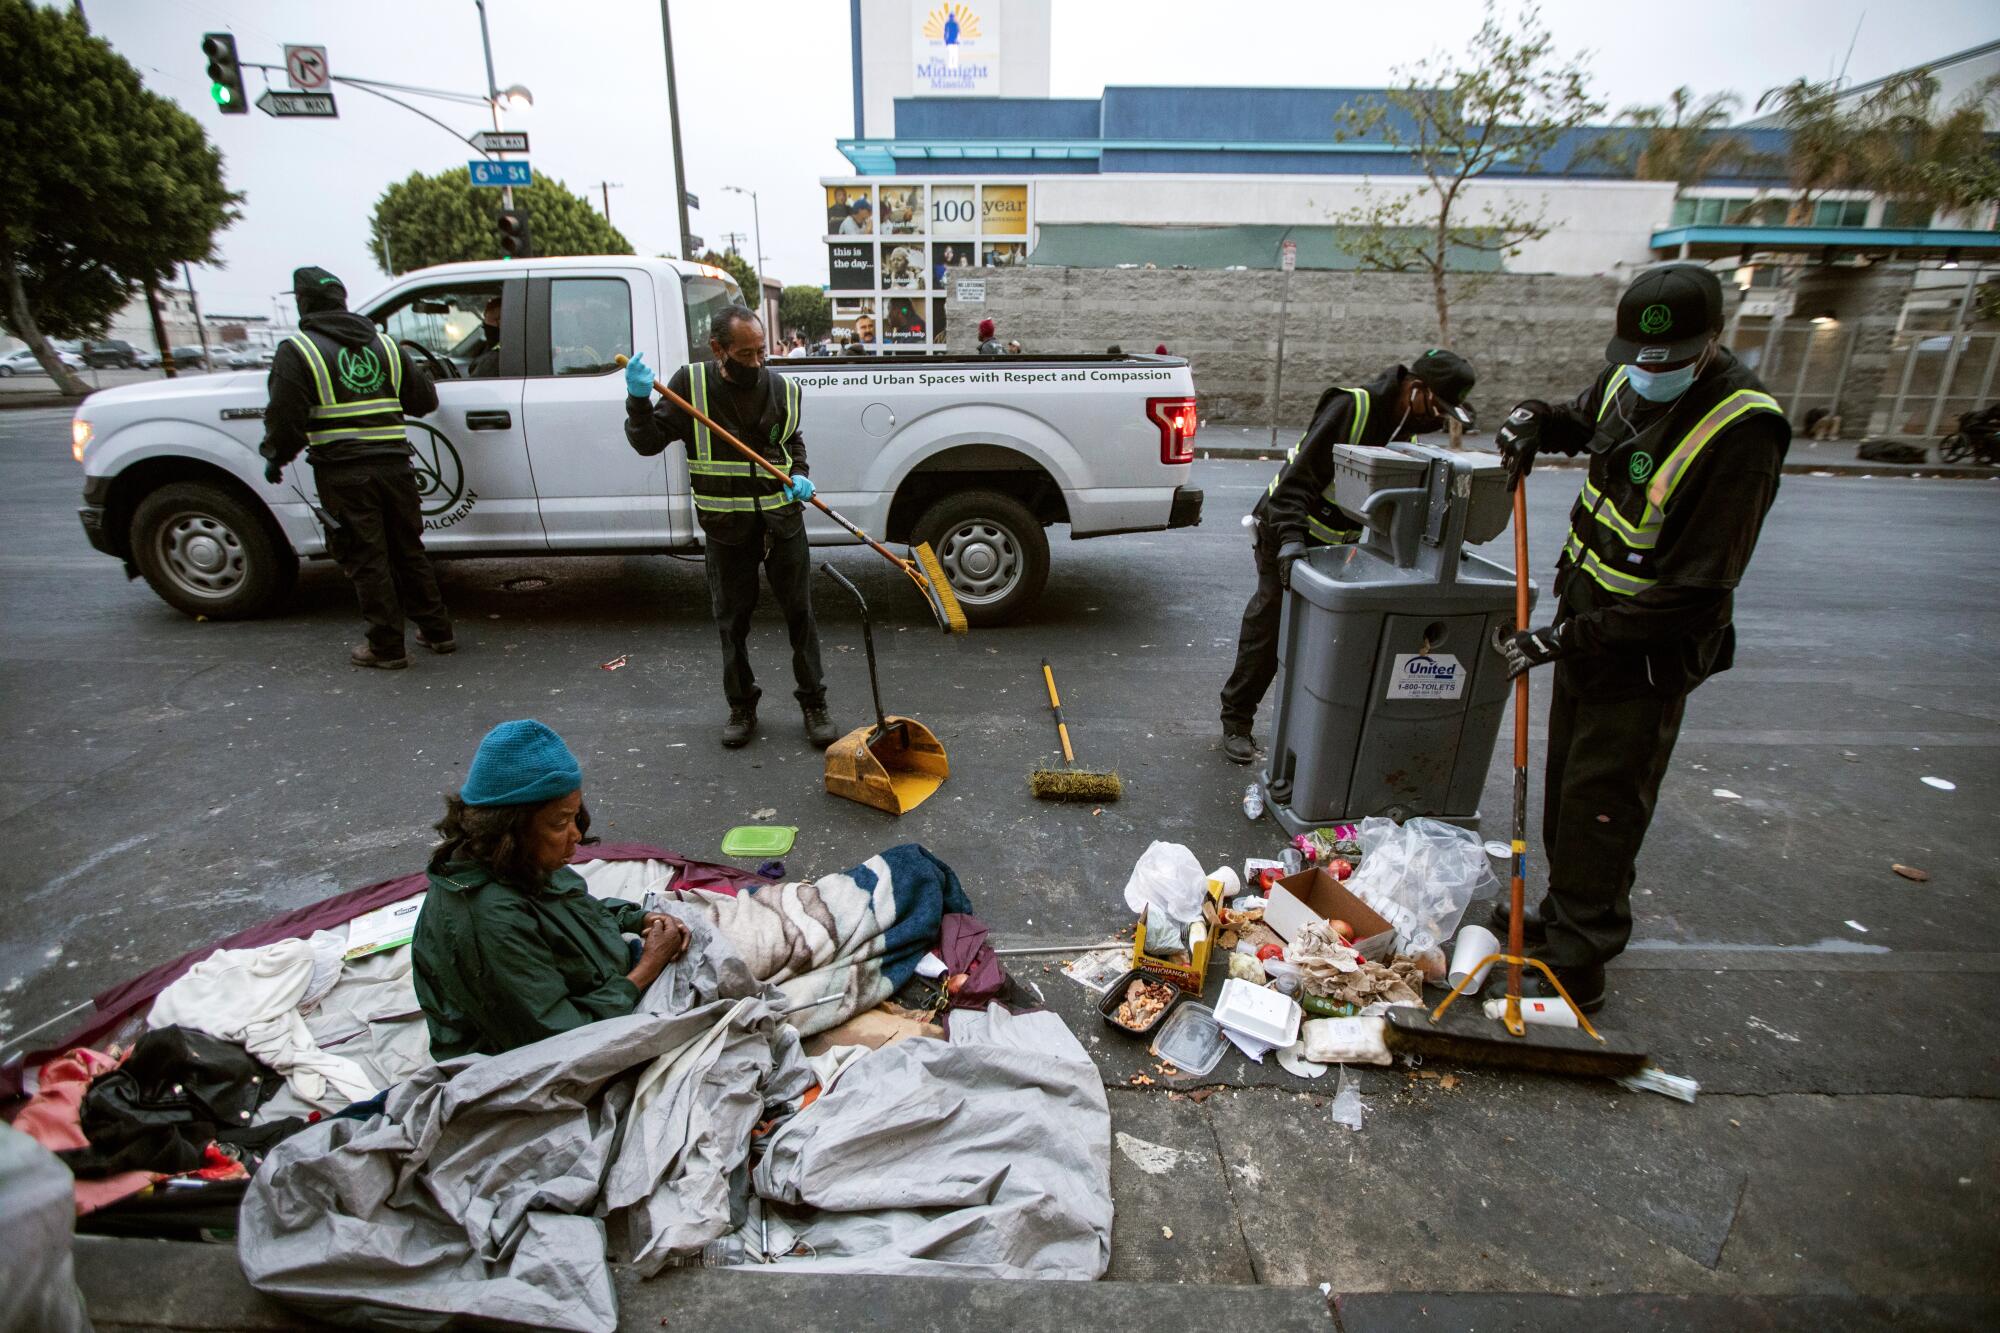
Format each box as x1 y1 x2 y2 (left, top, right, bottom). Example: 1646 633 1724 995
1577 87 1768 197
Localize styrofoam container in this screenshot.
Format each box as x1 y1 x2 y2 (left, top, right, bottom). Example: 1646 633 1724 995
1212 978 1302 1050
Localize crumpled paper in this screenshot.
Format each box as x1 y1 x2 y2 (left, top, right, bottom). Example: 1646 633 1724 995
1286 923 1424 1007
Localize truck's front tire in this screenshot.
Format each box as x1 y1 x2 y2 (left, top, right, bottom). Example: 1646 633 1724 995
914 489 1049 626
130 481 297 620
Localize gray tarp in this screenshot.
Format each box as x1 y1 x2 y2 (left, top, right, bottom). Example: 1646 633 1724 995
238 908 1111 1331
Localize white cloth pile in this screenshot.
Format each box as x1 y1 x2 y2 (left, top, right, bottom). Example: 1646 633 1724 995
148 933 378 1111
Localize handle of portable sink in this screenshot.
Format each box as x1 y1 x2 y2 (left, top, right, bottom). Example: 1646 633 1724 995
1355 483 1430 568
821 566 890 738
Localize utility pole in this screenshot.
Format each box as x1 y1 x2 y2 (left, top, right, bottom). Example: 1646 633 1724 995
660 0 693 258
596 181 624 223
721 231 748 256
145 281 175 378
183 263 212 369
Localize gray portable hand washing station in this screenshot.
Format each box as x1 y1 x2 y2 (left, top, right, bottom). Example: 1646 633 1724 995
1261 441 1535 837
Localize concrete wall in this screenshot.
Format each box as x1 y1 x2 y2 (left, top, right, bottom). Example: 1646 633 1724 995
1030 175 1678 278
945 266 1632 425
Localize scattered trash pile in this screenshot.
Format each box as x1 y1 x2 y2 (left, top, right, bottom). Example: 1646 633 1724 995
1072 822 1696 1127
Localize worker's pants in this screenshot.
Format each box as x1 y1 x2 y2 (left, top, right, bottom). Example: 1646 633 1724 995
313 458 452 659
1538 664 1689 969
704 522 825 713
1218 531 1285 733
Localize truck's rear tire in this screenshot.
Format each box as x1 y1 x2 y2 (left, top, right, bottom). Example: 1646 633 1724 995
130 481 296 620
913 489 1048 626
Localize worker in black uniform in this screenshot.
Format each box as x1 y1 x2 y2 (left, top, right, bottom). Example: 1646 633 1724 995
1490 262 1789 1013
624 306 840 750
1218 350 1477 763
261 266 452 670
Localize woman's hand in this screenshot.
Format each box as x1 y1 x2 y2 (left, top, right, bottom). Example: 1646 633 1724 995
641 914 689 964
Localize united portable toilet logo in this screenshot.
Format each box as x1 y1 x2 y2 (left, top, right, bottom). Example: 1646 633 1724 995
1387 652 1467 700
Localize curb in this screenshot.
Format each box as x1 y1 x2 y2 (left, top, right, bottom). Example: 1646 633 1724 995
1194 445 1999 481
0 393 82 411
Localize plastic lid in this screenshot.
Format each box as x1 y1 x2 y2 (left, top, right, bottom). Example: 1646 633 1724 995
720 825 798 858
1212 978 1301 1049
1150 1002 1229 1077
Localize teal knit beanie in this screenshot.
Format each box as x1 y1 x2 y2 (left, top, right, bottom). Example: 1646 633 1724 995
460 719 583 807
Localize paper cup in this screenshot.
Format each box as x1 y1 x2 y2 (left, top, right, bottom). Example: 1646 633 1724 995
1209 866 1242 899
1448 924 1501 991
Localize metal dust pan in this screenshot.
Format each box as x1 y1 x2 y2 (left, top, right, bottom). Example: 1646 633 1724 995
820 566 948 815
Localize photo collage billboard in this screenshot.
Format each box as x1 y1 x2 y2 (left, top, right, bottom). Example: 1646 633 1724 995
822 180 1030 351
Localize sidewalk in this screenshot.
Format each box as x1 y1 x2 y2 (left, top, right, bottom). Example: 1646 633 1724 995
1197 423 2000 479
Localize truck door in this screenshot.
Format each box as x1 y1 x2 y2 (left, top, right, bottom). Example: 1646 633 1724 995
519 269 678 548
369 277 545 550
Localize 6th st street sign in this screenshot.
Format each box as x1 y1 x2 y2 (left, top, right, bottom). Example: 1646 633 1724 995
256 89 337 118
469 160 533 188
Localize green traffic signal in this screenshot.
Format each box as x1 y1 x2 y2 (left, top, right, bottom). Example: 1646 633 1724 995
202 32 247 115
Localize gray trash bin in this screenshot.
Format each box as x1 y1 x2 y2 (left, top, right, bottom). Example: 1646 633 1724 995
1261 441 1536 837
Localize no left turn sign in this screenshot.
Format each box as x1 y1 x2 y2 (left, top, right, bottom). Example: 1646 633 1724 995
284 44 329 92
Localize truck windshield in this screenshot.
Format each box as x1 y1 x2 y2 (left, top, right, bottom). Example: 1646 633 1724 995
680 273 743 364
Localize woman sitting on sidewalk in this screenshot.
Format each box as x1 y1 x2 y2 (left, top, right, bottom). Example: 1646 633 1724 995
411 719 689 1058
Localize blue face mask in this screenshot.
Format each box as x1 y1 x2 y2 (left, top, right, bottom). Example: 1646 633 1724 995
1625 354 1704 403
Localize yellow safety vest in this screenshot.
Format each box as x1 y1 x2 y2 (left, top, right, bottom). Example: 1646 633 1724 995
683 361 802 515
1264 386 1370 545
286 329 407 452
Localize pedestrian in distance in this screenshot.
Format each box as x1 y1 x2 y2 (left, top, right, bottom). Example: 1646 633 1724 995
1006 340 1022 355
260 266 454 670
1218 349 1476 763
1490 262 1790 1014
623 306 841 750
977 318 1002 355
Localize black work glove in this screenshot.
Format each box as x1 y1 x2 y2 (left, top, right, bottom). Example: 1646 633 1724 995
1275 540 1307 589
1496 400 1551 490
1493 622 1570 678
263 460 284 485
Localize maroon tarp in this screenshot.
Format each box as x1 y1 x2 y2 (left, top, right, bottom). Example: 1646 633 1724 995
3 844 771 1094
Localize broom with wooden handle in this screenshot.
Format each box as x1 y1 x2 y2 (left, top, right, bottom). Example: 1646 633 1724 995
1030 659 1122 802
614 355 967 634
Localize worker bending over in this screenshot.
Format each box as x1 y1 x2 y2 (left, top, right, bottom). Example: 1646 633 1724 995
1219 350 1477 764
1492 262 1789 1013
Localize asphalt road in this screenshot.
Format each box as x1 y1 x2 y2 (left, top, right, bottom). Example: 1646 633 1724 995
4 403 1998 1316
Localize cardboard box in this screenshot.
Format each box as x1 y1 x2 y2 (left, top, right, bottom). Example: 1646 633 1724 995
1265 868 1396 960
1132 874 1226 994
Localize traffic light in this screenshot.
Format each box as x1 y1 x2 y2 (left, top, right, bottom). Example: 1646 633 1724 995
497 208 533 260
202 32 247 114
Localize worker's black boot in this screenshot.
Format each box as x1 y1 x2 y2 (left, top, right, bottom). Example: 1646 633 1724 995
720 706 757 748
803 704 840 750
1481 958 1606 1014
1487 896 1550 945
1221 731 1257 765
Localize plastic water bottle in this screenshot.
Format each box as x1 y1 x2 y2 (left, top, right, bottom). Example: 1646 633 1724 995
1242 783 1264 820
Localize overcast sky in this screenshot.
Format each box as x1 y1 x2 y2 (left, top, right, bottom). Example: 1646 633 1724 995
74 0 1999 318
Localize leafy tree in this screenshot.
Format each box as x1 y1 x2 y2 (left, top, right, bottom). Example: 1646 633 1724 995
779 284 831 339
0 1 240 396
701 250 760 308
1579 87 1769 190
1756 72 2000 223
369 170 632 272
1330 3 1604 350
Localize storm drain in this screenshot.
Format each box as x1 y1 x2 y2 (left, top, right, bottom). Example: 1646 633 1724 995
501 576 553 592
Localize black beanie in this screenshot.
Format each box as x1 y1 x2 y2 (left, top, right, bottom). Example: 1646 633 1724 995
293 266 348 314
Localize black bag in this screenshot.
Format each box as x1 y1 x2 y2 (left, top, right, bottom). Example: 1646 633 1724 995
60 1026 303 1177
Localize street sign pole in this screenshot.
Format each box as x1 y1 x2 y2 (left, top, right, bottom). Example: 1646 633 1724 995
474 0 513 214
1271 237 1297 449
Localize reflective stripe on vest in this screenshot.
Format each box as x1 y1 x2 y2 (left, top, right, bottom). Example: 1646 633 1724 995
1566 382 1781 597
289 331 407 448
1265 387 1371 501
684 362 797 513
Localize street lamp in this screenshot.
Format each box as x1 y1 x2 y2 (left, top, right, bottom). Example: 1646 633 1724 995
721 184 765 278
495 83 534 112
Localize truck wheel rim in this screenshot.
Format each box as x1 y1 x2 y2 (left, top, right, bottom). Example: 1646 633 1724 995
158 512 246 600
936 519 1020 604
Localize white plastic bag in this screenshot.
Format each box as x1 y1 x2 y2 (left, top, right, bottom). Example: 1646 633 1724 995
1121 840 1208 922
1346 817 1497 954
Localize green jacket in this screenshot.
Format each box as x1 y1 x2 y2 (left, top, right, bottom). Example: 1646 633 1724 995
411 860 649 1060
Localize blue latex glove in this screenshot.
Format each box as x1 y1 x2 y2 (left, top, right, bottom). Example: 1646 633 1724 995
786 474 815 504
623 353 655 399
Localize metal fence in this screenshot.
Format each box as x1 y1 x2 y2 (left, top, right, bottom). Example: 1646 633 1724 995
1877 331 2000 440
1733 322 1857 424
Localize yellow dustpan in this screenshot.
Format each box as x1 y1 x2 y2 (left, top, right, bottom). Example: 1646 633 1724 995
821 567 948 815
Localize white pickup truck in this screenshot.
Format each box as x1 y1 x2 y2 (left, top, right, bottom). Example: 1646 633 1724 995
72 256 1203 625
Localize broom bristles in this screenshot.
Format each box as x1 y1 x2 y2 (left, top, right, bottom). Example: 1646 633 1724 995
909 542 969 634
1029 768 1123 802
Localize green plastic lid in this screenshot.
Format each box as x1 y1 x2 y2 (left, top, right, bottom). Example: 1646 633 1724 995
720 824 798 858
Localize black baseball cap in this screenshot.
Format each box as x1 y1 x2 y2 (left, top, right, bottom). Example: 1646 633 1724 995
1607 263 1722 366
1410 348 1476 425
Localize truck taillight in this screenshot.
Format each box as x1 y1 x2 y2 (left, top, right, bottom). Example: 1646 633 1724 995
1149 396 1198 465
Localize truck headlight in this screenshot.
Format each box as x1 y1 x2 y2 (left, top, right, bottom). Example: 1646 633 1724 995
71 418 92 462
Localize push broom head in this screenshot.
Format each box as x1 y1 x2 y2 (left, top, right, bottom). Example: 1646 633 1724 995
909 542 969 634
1381 1006 1648 1078
1029 766 1123 802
